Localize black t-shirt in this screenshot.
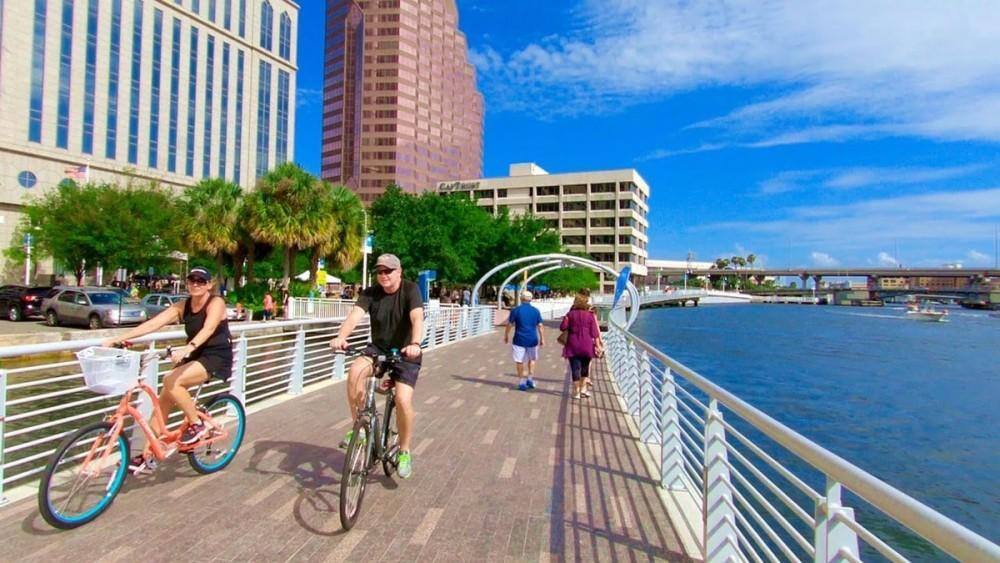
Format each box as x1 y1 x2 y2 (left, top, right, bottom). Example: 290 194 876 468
356 279 423 354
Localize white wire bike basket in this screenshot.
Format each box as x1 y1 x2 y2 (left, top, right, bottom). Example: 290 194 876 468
76 346 142 395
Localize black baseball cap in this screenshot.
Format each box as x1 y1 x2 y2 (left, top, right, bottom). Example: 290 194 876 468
187 267 212 282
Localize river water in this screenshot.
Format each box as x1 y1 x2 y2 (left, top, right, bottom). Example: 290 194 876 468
629 304 999 559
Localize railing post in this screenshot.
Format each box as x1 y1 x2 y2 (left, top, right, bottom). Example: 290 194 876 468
427 312 437 349
289 325 305 395
703 399 739 560
0 369 8 506
814 480 860 563
287 296 296 319
660 367 687 490
639 350 658 444
443 312 453 345
332 352 345 381
625 341 640 417
232 333 247 404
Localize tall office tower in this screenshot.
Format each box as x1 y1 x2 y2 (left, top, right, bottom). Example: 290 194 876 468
0 0 299 280
322 0 483 203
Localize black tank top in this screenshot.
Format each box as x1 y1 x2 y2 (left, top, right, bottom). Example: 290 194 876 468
183 296 231 351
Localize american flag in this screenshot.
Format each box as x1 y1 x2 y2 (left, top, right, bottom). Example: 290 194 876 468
64 164 89 181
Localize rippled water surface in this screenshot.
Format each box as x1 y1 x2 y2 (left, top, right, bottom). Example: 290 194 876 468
630 304 999 555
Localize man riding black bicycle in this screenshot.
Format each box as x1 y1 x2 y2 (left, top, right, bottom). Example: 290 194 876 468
329 254 423 479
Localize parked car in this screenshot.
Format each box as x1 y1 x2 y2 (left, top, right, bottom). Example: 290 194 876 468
43 288 148 329
141 293 188 317
0 285 54 321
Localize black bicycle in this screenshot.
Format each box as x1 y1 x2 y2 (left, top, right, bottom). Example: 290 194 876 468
339 349 402 530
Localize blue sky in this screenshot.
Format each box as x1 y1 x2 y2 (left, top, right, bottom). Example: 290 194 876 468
294 1 1000 269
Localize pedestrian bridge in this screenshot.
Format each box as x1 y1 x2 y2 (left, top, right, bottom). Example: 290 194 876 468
0 307 996 561
593 289 753 308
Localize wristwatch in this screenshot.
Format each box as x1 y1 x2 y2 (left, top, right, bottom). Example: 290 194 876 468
409 342 420 347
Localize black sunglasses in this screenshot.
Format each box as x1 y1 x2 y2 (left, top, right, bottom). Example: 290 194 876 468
375 268 396 275
186 277 209 285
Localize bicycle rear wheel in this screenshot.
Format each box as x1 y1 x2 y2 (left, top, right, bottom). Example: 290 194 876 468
38 421 130 529
381 394 400 477
339 418 372 530
188 393 247 474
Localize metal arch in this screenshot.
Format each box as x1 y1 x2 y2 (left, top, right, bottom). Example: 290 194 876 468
472 253 641 329
497 260 564 310
516 264 565 304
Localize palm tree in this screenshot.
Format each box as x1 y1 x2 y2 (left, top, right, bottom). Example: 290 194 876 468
176 178 242 283
316 185 365 277
747 253 757 269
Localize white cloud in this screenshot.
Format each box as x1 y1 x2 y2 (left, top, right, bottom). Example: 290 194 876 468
811 252 840 267
296 88 323 110
693 188 1000 253
877 252 899 267
755 164 986 195
967 250 991 265
473 1 1000 145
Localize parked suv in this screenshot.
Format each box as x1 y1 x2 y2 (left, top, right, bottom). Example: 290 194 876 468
141 293 187 316
44 288 148 329
0 285 54 321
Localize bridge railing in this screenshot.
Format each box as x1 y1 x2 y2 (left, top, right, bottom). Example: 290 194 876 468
603 322 1000 562
0 306 497 506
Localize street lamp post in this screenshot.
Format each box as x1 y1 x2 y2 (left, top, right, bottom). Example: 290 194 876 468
23 233 33 285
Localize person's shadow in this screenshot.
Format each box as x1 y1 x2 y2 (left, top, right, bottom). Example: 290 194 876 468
245 439 398 537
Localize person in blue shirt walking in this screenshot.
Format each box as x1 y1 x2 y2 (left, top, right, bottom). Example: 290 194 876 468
504 290 545 391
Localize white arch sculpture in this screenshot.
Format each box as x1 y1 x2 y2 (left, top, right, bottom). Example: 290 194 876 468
471 253 640 329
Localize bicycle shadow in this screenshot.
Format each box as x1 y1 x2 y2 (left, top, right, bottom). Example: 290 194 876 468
244 439 398 537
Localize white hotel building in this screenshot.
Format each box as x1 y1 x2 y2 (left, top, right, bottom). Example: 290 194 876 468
0 0 298 279
438 163 651 292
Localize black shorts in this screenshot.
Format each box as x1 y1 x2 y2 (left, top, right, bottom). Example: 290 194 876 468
361 344 421 388
187 349 233 382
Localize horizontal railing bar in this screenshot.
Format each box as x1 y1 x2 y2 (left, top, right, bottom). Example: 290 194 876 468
7 383 96 407
5 403 119 440
720 417 822 503
5 360 82 378
6 392 113 423
726 457 815 555
725 440 816 527
734 502 784 563
834 511 910 563
730 480 805 563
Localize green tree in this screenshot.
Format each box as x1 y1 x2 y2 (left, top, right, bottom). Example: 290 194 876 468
309 185 365 282
243 163 333 283
176 178 242 283
7 182 179 284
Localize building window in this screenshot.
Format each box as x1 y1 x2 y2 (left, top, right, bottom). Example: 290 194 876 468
148 9 163 168
127 0 144 164
590 235 614 245
618 235 633 245
28 0 48 143
202 35 215 178
618 217 632 227
276 69 290 164
238 0 245 36
223 0 231 28
544 219 558 229
563 218 586 229
105 0 122 158
192 0 199 12
279 12 291 60
208 0 216 21
186 27 199 176
259 1 273 50
535 185 558 196
497 189 508 198
18 171 38 189
590 200 615 211
167 17 181 172
591 217 614 228
56 0 74 149
218 43 230 177
233 49 244 183
618 252 632 263
255 60 272 177
563 236 585 246
473 189 492 199
563 184 586 195
619 199 634 209
591 182 615 193
562 202 586 212
81 0 100 154
535 202 558 213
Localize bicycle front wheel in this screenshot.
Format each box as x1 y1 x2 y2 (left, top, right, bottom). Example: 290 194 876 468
38 421 130 529
339 418 372 530
188 393 247 474
382 394 400 477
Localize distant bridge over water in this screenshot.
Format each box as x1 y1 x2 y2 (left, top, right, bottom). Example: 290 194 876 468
652 266 1000 280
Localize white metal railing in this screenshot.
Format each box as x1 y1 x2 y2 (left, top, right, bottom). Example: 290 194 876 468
0 306 497 505
285 297 356 320
602 322 1000 562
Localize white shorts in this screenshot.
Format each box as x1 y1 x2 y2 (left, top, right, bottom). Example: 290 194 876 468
511 345 539 363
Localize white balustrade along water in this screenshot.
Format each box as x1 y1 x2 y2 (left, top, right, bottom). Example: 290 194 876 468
0 306 497 505
602 320 1000 562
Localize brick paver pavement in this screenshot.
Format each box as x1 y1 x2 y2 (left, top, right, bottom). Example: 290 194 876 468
0 325 693 562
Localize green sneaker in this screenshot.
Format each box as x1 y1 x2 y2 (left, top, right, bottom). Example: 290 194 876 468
339 428 366 449
397 451 412 479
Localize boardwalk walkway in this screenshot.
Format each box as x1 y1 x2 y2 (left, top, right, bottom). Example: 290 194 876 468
0 324 692 562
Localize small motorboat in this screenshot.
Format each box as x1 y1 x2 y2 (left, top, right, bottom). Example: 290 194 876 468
905 306 948 322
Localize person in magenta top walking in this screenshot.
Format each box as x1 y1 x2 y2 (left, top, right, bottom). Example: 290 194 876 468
560 293 601 399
